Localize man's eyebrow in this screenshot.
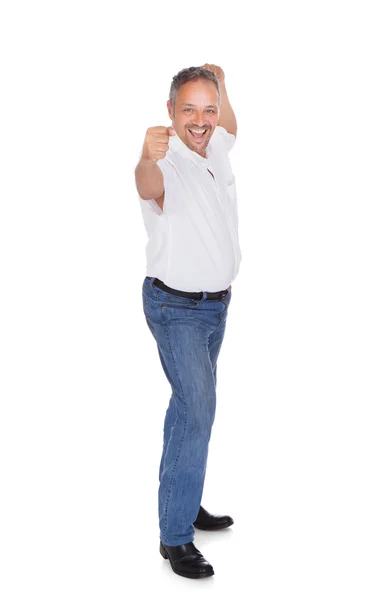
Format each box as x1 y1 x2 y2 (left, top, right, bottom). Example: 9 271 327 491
181 103 218 108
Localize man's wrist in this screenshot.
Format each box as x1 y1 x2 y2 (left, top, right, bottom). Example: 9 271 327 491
139 156 157 167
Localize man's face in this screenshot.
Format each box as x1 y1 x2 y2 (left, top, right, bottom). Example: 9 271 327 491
167 79 220 158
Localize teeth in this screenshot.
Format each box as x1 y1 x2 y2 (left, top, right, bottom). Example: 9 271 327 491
189 129 206 134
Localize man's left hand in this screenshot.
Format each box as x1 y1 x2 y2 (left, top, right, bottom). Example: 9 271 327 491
201 63 225 84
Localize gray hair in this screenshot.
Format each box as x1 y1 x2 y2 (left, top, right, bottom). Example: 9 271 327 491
169 66 221 114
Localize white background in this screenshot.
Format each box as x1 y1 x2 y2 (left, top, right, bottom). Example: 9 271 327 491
1 1 386 598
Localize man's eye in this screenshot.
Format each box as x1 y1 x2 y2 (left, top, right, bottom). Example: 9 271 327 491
184 108 192 112
207 110 214 113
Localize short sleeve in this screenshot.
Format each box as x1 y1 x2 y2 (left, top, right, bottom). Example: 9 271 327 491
214 125 236 153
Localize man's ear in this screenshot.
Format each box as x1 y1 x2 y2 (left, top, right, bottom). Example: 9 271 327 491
167 100 173 121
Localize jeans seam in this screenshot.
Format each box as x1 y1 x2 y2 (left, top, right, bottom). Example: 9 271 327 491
161 321 188 540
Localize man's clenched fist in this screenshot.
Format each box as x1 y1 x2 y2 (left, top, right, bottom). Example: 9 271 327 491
141 126 176 163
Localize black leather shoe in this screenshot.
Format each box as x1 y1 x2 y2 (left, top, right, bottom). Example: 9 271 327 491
159 541 214 579
193 505 234 531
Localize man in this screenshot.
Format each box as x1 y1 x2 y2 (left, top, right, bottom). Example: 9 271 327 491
135 65 242 579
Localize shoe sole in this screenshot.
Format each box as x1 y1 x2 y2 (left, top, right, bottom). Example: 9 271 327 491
159 543 215 579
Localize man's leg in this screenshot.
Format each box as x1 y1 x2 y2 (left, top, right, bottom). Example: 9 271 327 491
208 321 228 389
156 316 217 546
142 276 231 546
158 322 228 484
158 392 175 483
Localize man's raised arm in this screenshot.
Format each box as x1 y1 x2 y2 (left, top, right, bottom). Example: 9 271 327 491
201 64 237 136
135 126 175 200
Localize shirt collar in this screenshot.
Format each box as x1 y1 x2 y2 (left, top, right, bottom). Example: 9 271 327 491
168 132 213 166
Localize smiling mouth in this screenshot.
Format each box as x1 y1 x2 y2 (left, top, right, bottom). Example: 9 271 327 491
188 128 208 141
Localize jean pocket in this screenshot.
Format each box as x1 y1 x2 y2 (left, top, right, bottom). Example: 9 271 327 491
160 298 199 309
155 287 198 307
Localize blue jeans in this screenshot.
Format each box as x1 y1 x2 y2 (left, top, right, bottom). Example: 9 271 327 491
141 276 232 546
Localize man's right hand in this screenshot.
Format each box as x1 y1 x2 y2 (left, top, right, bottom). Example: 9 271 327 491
141 126 176 163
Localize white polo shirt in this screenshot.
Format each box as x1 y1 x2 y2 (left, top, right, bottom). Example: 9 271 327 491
138 125 242 292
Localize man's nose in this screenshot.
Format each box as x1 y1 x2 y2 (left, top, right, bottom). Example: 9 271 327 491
191 110 209 125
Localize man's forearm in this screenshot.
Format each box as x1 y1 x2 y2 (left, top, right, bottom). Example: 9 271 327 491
218 82 237 136
135 158 164 200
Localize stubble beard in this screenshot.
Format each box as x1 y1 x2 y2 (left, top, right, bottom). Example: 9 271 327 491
185 127 211 157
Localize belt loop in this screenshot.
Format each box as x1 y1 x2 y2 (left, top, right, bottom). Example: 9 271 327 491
150 277 156 287
201 291 207 301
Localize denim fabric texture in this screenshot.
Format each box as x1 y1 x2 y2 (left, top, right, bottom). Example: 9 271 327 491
141 275 232 546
